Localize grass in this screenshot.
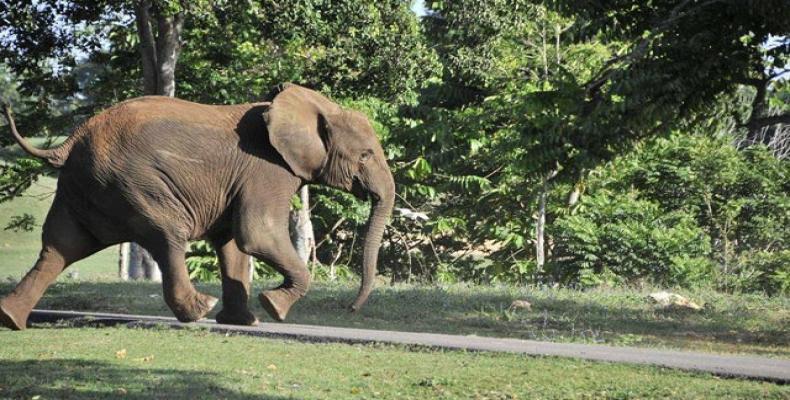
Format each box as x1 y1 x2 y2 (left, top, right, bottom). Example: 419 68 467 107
3 280 787 358
0 326 787 399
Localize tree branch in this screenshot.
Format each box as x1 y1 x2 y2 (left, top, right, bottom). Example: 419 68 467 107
748 114 790 129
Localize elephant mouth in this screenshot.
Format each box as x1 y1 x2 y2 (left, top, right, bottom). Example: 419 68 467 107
351 177 369 201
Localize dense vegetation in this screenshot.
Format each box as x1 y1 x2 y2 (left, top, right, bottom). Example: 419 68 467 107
1 1 788 294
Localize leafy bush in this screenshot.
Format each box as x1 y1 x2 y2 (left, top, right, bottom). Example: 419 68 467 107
186 241 282 282
185 241 221 282
549 133 788 292
606 134 789 266
550 191 712 287
721 250 790 295
185 240 355 283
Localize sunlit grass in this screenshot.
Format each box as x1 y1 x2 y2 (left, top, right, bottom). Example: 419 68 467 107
0 326 786 399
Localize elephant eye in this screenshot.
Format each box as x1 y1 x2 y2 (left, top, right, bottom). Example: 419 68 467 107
359 149 373 163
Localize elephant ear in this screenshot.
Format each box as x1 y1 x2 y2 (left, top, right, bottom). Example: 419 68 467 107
263 84 339 181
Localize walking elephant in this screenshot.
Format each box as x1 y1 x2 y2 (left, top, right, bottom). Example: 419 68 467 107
0 83 394 330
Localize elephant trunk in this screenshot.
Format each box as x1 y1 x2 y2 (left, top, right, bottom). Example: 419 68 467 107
349 172 394 312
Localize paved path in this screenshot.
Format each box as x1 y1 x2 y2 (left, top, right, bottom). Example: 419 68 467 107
28 309 790 383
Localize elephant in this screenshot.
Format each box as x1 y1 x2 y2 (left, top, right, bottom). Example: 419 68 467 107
0 83 394 330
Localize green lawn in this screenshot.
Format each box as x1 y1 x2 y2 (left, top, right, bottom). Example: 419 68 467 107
0 326 786 399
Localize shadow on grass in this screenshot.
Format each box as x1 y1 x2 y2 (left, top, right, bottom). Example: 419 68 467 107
0 281 787 353
0 359 292 400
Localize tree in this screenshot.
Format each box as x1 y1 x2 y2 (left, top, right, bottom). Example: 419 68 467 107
289 186 315 265
548 0 790 161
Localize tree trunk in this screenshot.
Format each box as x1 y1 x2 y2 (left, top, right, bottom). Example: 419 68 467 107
154 10 183 97
120 1 184 282
127 243 162 281
289 186 315 265
118 242 130 281
134 0 158 95
535 185 547 273
535 170 558 274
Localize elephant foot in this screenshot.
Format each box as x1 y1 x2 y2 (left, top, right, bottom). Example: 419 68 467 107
0 298 26 331
170 292 218 323
216 308 258 326
258 290 298 322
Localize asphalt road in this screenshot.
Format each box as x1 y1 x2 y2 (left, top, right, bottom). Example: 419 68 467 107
27 309 790 383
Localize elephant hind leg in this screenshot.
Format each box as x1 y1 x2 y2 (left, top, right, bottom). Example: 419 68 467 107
0 199 105 330
211 235 257 326
145 240 218 322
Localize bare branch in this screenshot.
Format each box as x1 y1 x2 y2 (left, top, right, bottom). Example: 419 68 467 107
748 114 790 130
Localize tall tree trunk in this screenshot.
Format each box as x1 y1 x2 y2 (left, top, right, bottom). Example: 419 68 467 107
118 242 130 281
154 10 183 97
290 186 315 265
134 0 158 95
535 185 547 273
535 170 557 274
121 1 184 282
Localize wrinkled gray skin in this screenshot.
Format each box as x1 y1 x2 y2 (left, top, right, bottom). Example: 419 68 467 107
0 83 394 330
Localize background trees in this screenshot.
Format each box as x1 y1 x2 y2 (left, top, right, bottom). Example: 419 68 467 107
1 1 787 293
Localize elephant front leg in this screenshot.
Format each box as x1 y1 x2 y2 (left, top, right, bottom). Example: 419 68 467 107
211 236 258 326
236 217 310 322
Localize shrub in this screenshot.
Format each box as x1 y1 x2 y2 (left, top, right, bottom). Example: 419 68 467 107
720 250 790 295
185 240 355 283
549 191 712 287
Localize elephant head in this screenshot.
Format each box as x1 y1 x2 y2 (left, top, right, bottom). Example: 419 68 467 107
263 83 395 311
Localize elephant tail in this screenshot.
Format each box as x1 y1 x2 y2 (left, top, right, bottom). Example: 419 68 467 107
2 103 69 168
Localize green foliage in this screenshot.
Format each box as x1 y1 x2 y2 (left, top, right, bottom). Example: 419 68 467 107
603 133 789 264
726 250 790 296
184 238 355 283
185 241 283 282
3 213 36 232
0 158 45 202
171 0 439 105
551 132 788 291
184 241 221 282
550 191 712 287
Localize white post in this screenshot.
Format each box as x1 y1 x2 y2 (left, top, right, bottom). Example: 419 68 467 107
118 242 130 281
